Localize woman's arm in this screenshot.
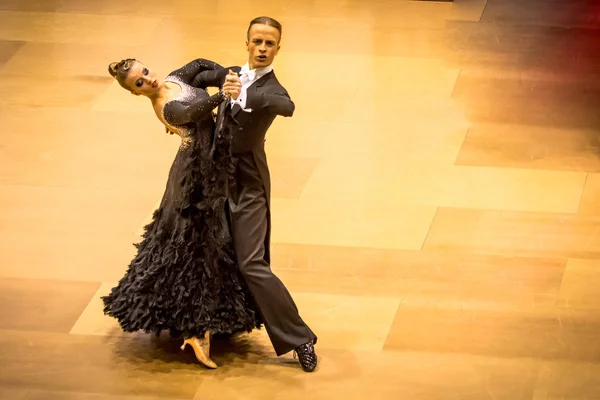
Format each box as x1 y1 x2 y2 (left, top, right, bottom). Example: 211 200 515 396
169 58 223 85
190 67 235 90
162 91 226 126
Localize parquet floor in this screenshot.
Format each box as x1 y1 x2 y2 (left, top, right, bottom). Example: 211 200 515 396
2 0 600 398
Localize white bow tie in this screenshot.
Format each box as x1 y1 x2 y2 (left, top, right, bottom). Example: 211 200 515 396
239 68 256 82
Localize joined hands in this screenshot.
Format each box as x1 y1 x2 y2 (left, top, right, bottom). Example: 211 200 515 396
223 70 241 100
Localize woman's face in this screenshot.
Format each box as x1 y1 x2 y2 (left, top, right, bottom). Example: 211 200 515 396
123 61 162 96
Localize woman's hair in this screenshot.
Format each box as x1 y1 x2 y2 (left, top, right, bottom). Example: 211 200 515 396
108 58 138 89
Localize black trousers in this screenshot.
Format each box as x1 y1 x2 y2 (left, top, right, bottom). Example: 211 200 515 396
227 154 317 356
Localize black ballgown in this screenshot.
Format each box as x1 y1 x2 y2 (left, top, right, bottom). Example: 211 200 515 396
102 59 263 339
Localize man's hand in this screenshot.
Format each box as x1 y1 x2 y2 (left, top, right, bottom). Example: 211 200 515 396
223 69 241 100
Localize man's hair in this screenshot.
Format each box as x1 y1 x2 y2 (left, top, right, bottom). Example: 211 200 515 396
247 16 282 41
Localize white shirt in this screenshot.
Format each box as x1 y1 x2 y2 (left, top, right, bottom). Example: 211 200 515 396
230 62 273 112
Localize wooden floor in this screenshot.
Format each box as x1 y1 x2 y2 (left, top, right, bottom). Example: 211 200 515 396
2 0 600 398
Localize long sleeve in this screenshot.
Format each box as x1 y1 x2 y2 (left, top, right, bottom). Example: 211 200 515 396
169 58 223 85
190 67 236 90
163 92 225 126
245 90 295 117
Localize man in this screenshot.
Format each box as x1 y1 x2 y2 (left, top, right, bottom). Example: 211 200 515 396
192 16 318 372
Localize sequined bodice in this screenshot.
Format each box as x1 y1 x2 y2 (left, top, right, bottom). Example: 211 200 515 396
161 74 218 151
161 76 194 140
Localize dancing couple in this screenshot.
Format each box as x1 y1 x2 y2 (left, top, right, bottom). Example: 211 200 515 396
101 16 318 372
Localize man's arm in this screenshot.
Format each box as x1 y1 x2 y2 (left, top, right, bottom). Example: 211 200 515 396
190 67 236 90
245 90 295 117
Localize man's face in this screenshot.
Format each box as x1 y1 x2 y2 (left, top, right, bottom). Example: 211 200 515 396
246 23 281 69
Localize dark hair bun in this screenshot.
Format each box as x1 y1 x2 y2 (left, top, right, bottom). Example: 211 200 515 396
108 62 118 78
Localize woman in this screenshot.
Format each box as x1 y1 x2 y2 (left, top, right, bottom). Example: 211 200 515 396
101 58 262 369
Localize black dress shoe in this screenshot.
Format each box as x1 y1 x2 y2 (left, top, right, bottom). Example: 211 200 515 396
294 341 318 372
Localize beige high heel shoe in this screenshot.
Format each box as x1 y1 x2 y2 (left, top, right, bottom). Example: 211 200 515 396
181 331 217 369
